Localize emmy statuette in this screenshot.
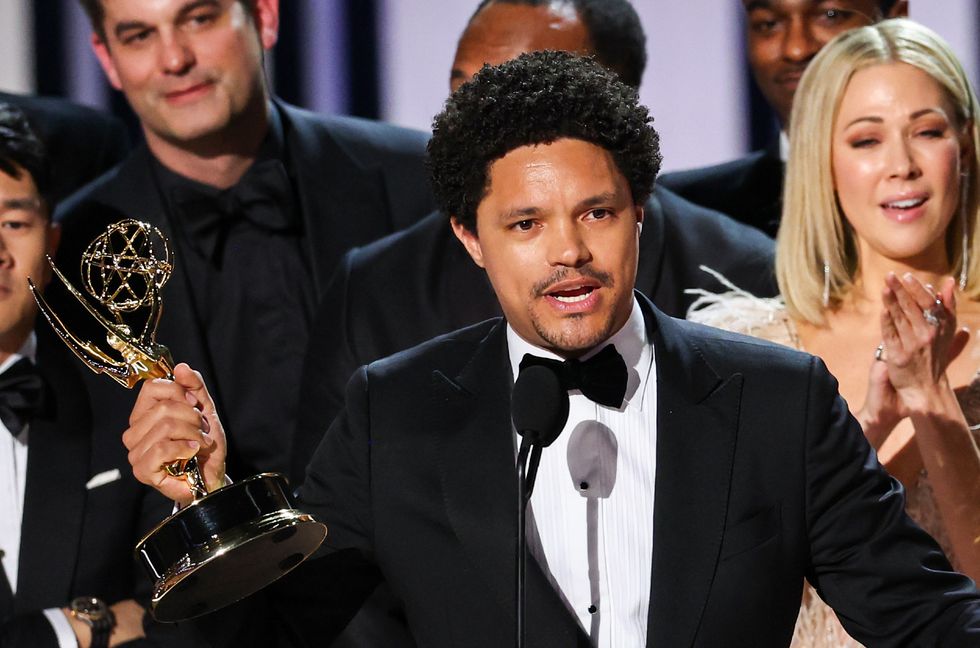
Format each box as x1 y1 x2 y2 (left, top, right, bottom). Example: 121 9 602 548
29 219 327 621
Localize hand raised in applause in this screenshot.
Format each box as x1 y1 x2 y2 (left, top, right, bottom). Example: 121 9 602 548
881 273 969 411
123 363 227 506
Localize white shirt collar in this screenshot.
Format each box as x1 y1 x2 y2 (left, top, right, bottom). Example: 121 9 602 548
506 297 649 404
779 130 790 162
0 331 37 375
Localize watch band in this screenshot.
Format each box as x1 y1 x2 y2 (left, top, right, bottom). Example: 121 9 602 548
68 597 114 648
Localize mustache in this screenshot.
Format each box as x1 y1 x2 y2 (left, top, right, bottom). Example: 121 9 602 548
531 266 614 297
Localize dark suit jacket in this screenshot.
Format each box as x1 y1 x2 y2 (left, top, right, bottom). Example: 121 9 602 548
0 328 187 647
658 146 784 238
0 91 130 208
291 185 775 483
52 100 435 478
291 296 980 647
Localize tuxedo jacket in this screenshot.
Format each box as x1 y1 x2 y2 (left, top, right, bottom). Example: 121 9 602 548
52 100 435 477
0 91 130 208
0 328 187 647
290 295 980 647
659 146 784 239
291 185 776 483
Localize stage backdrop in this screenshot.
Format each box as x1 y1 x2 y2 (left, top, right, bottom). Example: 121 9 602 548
0 1 976 173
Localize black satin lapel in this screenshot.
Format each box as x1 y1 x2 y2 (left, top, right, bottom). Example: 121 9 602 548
280 104 391 297
15 342 91 612
635 192 667 304
437 323 589 645
0 560 13 620
641 302 742 647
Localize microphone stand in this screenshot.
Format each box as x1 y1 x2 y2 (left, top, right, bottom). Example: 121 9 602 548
516 436 544 648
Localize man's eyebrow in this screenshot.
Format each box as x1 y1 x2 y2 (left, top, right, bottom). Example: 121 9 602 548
1 197 40 208
500 206 542 221
744 1 773 12
575 192 619 212
113 0 219 39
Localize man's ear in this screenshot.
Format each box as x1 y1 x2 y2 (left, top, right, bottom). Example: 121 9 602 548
254 0 280 50
91 33 123 91
46 221 61 258
887 1 908 18
450 216 485 268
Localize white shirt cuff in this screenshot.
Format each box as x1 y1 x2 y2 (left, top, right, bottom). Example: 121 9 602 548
42 608 77 648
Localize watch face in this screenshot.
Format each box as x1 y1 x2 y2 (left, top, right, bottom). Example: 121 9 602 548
70 596 109 622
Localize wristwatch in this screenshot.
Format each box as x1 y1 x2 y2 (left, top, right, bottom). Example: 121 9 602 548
68 597 115 648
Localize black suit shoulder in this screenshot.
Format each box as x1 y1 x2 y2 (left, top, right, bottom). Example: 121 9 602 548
0 92 130 207
648 185 776 313
658 150 784 237
284 107 430 165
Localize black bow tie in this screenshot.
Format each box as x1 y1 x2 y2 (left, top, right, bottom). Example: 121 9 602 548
519 345 628 408
173 159 296 260
0 358 44 437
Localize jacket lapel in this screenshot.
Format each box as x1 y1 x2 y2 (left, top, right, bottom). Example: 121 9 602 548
277 102 392 298
15 335 91 612
641 297 742 647
435 322 590 645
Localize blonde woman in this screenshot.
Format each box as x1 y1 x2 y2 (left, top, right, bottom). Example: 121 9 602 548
689 18 980 647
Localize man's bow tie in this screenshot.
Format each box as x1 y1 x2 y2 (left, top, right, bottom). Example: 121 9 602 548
0 358 44 437
173 159 296 260
519 344 628 408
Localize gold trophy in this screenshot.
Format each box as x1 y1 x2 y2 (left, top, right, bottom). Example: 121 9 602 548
29 219 327 621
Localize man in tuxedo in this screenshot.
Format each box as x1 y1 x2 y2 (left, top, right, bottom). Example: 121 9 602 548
291 0 777 484
658 0 907 237
0 104 187 648
54 0 435 482
0 91 130 207
126 52 980 646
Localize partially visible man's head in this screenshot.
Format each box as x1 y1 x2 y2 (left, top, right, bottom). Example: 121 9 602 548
430 51 659 356
452 0 646 92
84 0 278 150
742 0 907 125
0 104 59 353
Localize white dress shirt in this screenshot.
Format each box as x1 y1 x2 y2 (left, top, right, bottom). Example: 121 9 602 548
0 332 77 647
508 299 657 646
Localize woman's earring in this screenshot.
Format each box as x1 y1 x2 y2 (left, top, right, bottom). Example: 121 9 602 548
823 262 831 308
960 174 970 291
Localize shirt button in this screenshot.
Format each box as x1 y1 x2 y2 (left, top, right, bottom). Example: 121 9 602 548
588 605 597 614
579 481 589 491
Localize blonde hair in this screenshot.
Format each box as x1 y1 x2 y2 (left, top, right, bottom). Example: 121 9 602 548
777 18 980 325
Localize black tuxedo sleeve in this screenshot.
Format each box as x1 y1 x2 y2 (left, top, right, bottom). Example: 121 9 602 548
802 357 980 646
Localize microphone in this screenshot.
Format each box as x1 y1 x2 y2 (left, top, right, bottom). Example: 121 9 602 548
511 364 569 648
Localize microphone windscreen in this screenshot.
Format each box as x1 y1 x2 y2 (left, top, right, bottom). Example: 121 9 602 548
512 365 569 447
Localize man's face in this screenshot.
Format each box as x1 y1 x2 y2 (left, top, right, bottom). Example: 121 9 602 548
743 0 886 125
92 0 279 147
451 1 592 93
0 167 59 352
452 138 643 357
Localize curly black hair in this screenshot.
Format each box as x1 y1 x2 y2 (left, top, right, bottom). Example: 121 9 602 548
428 50 660 233
0 102 49 214
471 0 647 88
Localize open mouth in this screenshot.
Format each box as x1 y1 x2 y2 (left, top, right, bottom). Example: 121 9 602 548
550 286 595 303
881 196 927 210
